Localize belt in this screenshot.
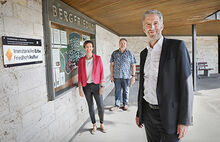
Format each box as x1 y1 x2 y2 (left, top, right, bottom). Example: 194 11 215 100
148 103 159 110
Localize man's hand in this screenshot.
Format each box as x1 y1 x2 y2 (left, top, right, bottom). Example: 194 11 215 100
110 63 114 82
136 117 144 128
130 76 135 86
177 124 188 138
110 75 114 82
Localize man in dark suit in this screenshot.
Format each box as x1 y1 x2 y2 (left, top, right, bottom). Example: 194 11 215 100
135 9 193 142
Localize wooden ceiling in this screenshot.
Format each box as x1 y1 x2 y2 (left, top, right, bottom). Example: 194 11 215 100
61 0 220 36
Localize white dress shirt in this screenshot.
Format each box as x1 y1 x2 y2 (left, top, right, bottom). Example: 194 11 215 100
86 58 93 83
143 37 163 105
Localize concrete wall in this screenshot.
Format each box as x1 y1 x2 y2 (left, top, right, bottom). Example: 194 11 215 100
123 36 218 74
0 1 116 142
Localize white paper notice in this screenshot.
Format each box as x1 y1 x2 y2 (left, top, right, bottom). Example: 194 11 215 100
60 72 65 86
60 30 67 45
53 68 56 87
55 67 61 87
53 29 60 45
52 49 60 67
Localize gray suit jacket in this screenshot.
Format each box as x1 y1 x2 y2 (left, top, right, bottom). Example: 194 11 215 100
137 38 194 133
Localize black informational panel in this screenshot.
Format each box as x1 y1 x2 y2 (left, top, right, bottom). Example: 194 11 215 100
2 36 43 67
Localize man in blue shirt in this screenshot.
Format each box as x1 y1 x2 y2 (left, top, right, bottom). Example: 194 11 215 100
110 38 136 111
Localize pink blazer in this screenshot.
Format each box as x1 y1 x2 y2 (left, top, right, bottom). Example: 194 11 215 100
78 54 105 87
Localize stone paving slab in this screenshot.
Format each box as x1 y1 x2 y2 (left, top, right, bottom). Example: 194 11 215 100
71 76 220 142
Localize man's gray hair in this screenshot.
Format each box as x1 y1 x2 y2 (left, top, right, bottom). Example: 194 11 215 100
119 38 127 42
142 9 163 25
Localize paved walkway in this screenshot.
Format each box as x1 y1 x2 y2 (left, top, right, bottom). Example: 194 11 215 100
183 75 220 142
71 75 220 142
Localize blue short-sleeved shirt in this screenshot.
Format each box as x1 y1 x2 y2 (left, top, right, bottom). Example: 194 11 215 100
110 49 136 79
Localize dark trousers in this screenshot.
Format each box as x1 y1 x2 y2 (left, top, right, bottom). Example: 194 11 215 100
83 83 104 124
142 100 180 142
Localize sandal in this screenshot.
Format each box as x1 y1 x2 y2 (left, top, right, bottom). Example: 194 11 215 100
100 124 106 133
110 106 119 111
91 126 97 135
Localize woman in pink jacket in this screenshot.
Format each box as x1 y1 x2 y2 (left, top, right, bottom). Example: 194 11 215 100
78 40 105 134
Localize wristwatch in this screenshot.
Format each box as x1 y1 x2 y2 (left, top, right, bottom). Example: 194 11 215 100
131 75 135 77
100 85 105 88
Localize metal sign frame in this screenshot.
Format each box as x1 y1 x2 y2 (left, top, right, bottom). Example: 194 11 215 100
43 0 97 100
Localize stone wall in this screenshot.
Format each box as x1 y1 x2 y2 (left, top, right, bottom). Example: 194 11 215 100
123 36 218 74
0 1 117 142
167 36 218 74
96 25 119 98
0 1 49 142
121 37 148 65
0 1 218 142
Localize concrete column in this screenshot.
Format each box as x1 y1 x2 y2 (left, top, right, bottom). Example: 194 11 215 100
192 24 197 91
218 35 220 73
